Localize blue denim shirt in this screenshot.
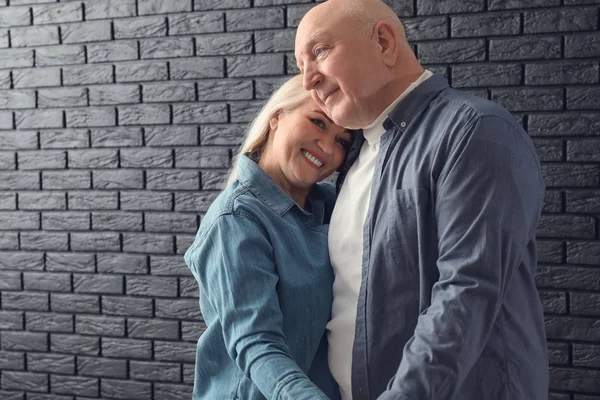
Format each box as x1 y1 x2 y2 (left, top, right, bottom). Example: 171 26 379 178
340 74 549 400
184 154 340 400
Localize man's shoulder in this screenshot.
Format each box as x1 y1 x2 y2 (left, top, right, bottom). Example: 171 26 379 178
438 86 517 126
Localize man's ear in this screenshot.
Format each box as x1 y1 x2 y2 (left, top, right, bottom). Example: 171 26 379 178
374 21 399 67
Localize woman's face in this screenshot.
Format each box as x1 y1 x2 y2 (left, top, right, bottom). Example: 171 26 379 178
261 98 353 190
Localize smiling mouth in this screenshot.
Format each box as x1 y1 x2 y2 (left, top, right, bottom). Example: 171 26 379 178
302 150 324 168
322 88 338 104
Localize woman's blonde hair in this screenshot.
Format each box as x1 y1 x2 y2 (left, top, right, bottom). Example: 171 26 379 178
226 74 311 187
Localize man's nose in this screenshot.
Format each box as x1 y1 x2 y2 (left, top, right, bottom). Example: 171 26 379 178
302 65 322 90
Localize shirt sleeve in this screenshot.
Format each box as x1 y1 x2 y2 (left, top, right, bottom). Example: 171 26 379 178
378 115 544 400
185 211 331 400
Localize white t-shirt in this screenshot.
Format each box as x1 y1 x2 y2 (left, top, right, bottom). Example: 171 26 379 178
327 70 434 400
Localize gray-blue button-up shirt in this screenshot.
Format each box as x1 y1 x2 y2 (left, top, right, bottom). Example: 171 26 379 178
340 74 549 400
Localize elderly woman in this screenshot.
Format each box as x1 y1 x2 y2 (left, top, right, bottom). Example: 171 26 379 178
184 75 353 400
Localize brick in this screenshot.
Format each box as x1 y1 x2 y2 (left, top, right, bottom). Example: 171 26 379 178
50 375 98 397
70 232 120 252
0 390 22 400
548 342 569 365
102 296 153 317
197 79 252 100
40 129 89 149
543 190 562 213
78 356 127 378
0 7 30 28
51 293 100 314
16 109 63 129
418 0 483 14
0 251 44 271
76 315 125 336
142 81 195 103
154 340 196 363
127 275 178 297
116 60 168 83
63 65 114 86
451 13 520 37
140 37 194 59
24 394 74 400
0 350 25 370
68 148 119 168
46 252 95 273
546 316 600 342
87 41 138 63
61 20 112 44
0 310 23 330
11 25 59 47
176 234 195 255
2 291 48 311
566 32 600 58
0 211 39 229
0 152 16 170
568 242 600 266
42 210 93 231
120 148 173 168
419 39 486 63
122 233 175 254
567 140 600 162
183 363 195 383
0 270 21 290
254 29 295 53
176 147 229 169
145 212 197 233
170 57 223 79
26 311 73 332
201 124 245 145
51 333 99 355
543 164 599 188
127 318 179 340
175 192 219 212
0 231 18 250
255 0 311 3
528 113 600 136
102 337 152 359
566 191 600 213
533 139 563 162
145 126 197 146
490 36 561 60
525 8 597 33
27 353 74 374
120 191 172 211
227 54 284 77
537 215 595 239
1 331 47 351
83 0 136 20
92 211 143 231
549 367 600 393
526 61 599 85
180 277 199 297
539 291 567 314
1 371 48 392
36 44 84 66
173 103 227 124
118 104 170 125
402 17 448 41
139 0 191 14
68 191 118 211
18 192 65 211
151 256 190 276
19 150 67 170
0 110 12 129
194 0 251 9
147 170 199 190
93 170 144 189
573 344 600 368
492 88 563 112
0 70 9 88
488 0 560 9
101 379 151 400
154 383 193 400
23 272 71 292
537 266 600 291
287 4 315 27
202 171 227 190
73 274 123 294
568 87 600 110
13 67 60 88
91 127 143 147
89 84 140 106
156 298 201 320
0 89 35 109
114 16 167 39
33 2 82 24
452 64 521 88
0 48 34 68
571 292 600 317
43 171 91 190
0 30 7 48
97 253 148 274
197 33 252 55
0 131 37 150
130 360 181 382
169 12 223 35
226 7 284 31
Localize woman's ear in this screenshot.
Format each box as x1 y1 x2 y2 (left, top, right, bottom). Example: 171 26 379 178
269 112 281 131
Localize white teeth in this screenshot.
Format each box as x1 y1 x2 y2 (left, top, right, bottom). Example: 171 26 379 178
302 150 323 167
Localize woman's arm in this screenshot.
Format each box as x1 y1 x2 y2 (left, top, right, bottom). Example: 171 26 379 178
185 211 331 400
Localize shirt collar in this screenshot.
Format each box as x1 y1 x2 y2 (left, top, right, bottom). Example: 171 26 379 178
235 154 327 220
362 69 433 145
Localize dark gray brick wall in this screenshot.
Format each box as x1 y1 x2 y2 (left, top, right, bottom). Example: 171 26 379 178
0 0 597 398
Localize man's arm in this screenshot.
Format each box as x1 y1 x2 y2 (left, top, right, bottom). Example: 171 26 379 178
378 116 544 400
185 212 330 400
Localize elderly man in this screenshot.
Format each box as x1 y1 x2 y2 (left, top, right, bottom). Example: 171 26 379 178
295 1 549 399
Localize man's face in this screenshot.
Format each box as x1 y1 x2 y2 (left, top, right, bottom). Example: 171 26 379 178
295 11 388 129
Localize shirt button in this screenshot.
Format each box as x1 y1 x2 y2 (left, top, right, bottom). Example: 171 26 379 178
400 121 407 128
358 387 364 394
